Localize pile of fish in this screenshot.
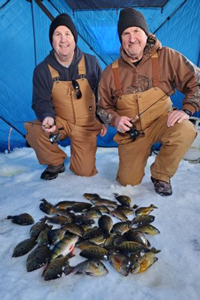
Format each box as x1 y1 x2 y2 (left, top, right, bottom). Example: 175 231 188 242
7 193 161 280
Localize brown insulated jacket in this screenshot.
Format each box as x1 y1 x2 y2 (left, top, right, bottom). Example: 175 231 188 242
99 35 200 126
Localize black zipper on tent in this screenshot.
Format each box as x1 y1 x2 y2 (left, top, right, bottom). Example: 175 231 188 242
153 0 187 34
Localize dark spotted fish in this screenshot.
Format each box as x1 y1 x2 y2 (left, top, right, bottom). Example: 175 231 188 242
30 221 52 238
113 193 132 207
109 252 131 276
12 237 37 257
79 245 108 260
98 215 113 237
42 253 75 281
64 259 109 276
39 198 55 214
6 213 34 225
48 228 66 245
26 245 51 272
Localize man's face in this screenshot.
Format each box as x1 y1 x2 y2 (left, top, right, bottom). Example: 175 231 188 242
52 25 75 64
121 26 148 61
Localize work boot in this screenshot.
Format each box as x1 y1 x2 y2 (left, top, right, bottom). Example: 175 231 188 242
40 163 65 180
151 177 172 196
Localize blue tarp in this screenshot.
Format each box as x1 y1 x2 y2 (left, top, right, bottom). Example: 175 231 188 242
0 0 200 152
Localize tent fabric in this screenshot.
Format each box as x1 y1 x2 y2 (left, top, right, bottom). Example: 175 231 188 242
0 0 200 152
65 0 169 10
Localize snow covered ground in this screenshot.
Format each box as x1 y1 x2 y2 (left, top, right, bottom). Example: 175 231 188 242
0 146 200 300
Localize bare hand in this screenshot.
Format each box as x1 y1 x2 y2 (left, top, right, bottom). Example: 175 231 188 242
167 110 189 127
42 117 56 133
99 124 108 137
115 116 132 133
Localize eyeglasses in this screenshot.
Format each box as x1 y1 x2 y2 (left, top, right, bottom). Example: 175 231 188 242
72 80 82 99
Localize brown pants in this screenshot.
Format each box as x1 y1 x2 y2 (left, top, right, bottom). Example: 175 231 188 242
25 116 102 177
117 114 197 186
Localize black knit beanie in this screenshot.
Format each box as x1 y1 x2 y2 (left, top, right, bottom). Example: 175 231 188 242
49 13 78 46
118 8 149 42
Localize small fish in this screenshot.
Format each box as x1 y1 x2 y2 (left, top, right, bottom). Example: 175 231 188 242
61 223 85 237
30 221 52 238
83 207 102 219
124 230 151 247
131 215 155 227
133 225 160 235
39 198 55 214
83 193 101 200
40 215 71 225
109 209 128 222
112 221 131 235
135 204 158 216
42 252 75 281
26 245 51 272
89 233 107 246
129 254 140 274
93 205 110 214
12 237 37 257
53 209 75 221
74 215 95 226
113 193 132 207
6 213 34 225
79 245 109 260
48 228 66 245
50 235 79 260
116 206 134 216
109 252 131 277
90 199 118 209
64 259 108 276
54 200 78 210
69 202 93 213
76 240 96 250
138 252 158 273
83 227 103 240
98 215 113 237
36 228 51 246
115 241 148 255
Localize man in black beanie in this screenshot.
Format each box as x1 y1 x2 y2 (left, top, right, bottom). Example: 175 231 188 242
25 13 107 180
98 7 199 196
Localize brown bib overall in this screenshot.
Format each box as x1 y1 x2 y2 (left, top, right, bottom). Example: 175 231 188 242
112 54 196 186
25 55 102 177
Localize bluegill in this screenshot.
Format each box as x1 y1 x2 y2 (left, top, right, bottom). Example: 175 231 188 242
98 215 113 237
6 213 34 225
64 259 108 276
48 228 66 245
61 223 85 237
113 193 132 207
109 252 131 276
30 221 52 238
12 237 37 257
135 204 158 216
42 252 75 281
26 245 51 272
80 245 109 260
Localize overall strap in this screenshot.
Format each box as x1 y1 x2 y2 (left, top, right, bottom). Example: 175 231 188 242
48 64 60 82
78 55 86 78
151 52 159 87
112 59 122 97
